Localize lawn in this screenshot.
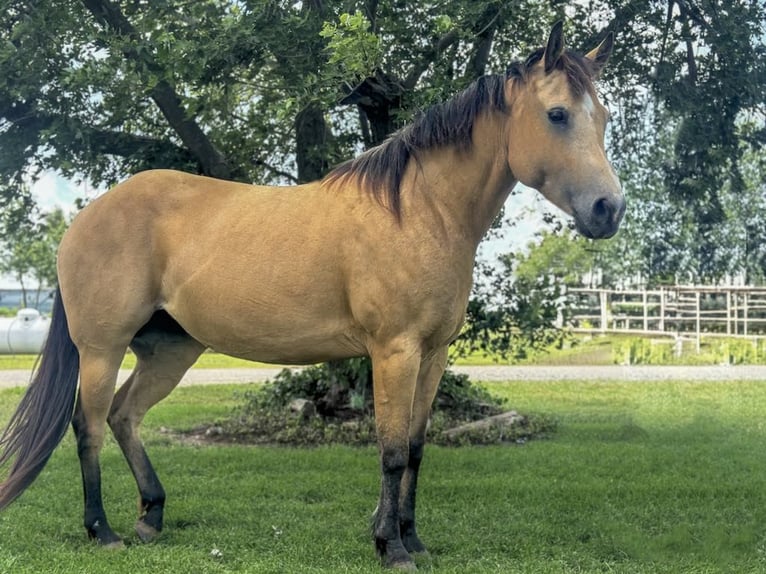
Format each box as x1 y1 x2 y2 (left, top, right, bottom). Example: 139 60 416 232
1 379 766 573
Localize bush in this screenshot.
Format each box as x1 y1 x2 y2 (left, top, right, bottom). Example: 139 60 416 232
0 307 17 317
709 338 766 365
613 338 674 365
611 336 766 365
452 260 572 364
217 365 554 447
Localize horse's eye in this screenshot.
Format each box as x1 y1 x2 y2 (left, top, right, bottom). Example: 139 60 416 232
547 107 569 125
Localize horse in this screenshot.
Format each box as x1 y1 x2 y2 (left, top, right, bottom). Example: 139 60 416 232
0 22 624 570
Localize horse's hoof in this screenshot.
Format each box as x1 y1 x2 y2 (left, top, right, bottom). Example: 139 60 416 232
135 520 161 543
102 539 125 550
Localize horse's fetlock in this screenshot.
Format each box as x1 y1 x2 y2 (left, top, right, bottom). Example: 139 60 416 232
141 492 166 510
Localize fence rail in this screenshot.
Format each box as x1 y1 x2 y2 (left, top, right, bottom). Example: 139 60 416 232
568 286 766 345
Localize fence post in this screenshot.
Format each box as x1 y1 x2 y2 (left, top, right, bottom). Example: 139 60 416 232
659 288 665 332
643 289 648 332
600 290 608 333
726 290 731 335
695 291 701 353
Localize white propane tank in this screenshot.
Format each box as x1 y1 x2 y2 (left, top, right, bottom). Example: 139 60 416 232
0 309 50 354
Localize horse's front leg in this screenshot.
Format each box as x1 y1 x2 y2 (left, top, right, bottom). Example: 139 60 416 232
399 348 447 558
371 341 421 571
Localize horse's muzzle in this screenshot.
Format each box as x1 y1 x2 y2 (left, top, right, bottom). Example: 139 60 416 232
575 194 626 239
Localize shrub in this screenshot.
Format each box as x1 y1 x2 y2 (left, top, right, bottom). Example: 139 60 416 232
613 338 674 365
218 366 554 447
709 338 766 365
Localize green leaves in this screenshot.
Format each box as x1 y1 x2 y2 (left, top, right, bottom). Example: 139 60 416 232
320 11 382 87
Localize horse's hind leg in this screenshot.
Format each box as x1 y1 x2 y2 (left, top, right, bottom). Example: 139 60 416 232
108 321 204 543
71 348 127 547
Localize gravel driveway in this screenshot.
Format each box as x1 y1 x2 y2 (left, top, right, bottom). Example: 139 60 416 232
0 364 764 389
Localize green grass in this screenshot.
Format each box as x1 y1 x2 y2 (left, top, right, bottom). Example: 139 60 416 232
2 379 766 573
1 333 761 372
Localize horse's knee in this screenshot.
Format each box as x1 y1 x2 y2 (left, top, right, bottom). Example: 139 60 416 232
380 443 408 474
107 410 131 439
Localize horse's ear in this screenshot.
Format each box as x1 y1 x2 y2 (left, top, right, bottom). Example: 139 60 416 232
544 20 565 73
585 31 614 77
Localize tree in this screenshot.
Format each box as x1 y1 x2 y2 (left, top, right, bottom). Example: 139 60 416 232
509 231 596 287
0 0 555 194
3 1 762 206
0 205 68 307
453 258 571 362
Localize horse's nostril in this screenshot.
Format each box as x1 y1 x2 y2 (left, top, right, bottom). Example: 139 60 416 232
593 197 611 221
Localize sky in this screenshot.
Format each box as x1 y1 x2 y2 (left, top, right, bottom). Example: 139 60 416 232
29 172 95 216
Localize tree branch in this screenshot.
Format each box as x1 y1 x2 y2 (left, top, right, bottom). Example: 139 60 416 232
1 101 196 168
252 159 298 184
80 0 242 180
464 4 502 80
675 0 698 85
364 0 379 34
402 29 461 90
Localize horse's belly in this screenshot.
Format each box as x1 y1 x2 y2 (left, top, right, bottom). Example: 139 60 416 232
206 318 366 364
163 285 366 365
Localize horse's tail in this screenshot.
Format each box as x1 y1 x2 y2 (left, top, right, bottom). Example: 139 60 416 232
0 287 79 510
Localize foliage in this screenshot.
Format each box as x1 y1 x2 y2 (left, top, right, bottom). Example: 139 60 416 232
612 336 766 365
219 365 545 446
239 359 372 418
0 204 68 306
510 230 596 287
319 11 382 86
709 338 766 365
3 1 760 196
589 119 766 286
453 258 572 363
511 1 766 288
613 337 675 365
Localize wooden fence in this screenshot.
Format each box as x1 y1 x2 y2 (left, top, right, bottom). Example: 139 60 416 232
568 286 766 343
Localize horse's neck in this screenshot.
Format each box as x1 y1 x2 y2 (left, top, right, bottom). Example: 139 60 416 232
407 113 516 248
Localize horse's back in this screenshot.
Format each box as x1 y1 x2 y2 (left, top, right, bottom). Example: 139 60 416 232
57 170 369 360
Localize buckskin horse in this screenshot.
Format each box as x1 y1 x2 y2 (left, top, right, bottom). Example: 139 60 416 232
0 22 623 570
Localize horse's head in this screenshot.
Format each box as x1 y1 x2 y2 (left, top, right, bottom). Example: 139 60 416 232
505 22 625 239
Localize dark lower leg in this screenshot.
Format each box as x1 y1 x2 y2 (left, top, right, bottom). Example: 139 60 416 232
397 347 447 557
108 336 203 541
72 402 121 546
398 439 426 553
374 444 413 568
110 419 165 540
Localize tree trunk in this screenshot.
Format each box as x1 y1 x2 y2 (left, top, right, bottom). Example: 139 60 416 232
295 103 330 183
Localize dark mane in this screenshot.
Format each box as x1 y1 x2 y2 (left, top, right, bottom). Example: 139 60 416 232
324 48 597 220
507 47 597 98
324 74 506 220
